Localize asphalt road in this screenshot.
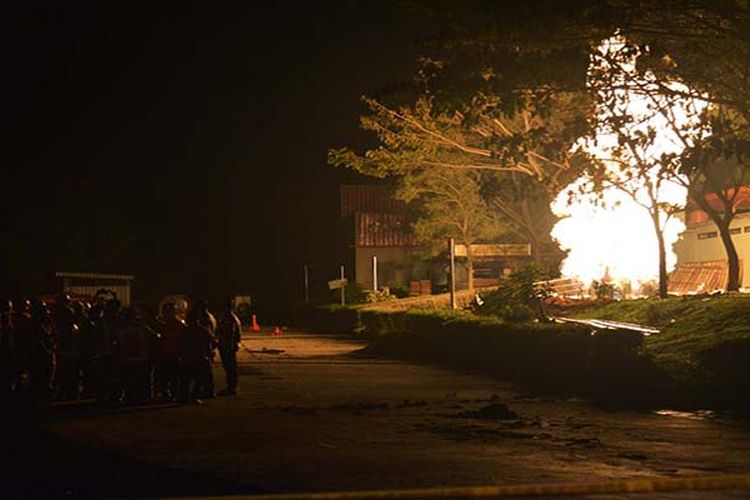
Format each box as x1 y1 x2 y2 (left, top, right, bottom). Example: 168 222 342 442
10 329 750 498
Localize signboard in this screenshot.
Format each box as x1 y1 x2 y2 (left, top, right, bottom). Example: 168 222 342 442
328 278 348 290
453 243 531 257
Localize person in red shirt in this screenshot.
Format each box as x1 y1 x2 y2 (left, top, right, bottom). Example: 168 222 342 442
155 302 185 401
116 307 158 403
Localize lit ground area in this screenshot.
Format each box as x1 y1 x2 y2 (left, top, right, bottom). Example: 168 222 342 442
8 330 750 497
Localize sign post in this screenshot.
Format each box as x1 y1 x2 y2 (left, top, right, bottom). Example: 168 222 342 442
449 238 456 309
303 264 310 304
372 255 378 291
453 243 531 257
340 265 346 306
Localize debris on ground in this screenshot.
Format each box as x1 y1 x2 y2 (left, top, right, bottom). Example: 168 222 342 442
458 403 520 421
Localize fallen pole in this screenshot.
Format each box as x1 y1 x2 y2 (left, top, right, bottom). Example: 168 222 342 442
554 317 660 335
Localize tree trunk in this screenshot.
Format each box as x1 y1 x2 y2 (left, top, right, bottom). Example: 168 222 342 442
649 211 669 299
691 188 741 292
716 220 741 291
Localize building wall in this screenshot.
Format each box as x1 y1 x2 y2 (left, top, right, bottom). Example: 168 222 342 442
673 212 750 287
354 247 420 290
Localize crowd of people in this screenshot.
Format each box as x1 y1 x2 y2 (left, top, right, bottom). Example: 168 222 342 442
0 293 243 405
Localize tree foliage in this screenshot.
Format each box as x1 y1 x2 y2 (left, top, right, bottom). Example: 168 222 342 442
415 1 750 292
328 93 589 284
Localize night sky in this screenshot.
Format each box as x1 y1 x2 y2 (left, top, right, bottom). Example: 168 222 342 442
2 2 423 309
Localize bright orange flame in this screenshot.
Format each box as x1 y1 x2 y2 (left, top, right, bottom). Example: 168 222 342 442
551 37 706 291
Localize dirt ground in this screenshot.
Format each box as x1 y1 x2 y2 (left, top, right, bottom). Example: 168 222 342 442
15 329 750 497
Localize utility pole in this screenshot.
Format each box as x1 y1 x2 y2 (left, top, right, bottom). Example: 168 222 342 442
340 264 346 306
449 238 457 309
372 255 378 291
303 264 310 304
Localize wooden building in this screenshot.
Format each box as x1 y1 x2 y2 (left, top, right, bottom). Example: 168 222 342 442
671 186 750 294
340 185 532 292
340 185 425 291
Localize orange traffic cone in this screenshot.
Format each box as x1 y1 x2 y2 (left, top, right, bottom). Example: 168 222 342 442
272 326 282 336
251 314 261 332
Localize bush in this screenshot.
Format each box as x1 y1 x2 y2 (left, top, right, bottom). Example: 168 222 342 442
592 280 617 300
310 305 360 334
329 281 368 305
474 265 551 321
387 283 410 298
364 287 397 304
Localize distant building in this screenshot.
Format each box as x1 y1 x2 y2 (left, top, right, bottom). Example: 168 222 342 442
340 185 532 292
340 185 426 291
55 271 135 306
671 187 750 293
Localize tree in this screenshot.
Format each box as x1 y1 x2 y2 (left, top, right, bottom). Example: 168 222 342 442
482 172 566 274
584 38 694 298
412 1 750 291
594 38 750 292
328 94 589 287
398 167 505 290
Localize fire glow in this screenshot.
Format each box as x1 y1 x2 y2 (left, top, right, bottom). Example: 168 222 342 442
550 38 707 292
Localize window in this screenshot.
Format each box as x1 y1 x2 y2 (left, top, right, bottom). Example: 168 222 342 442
744 226 750 233
730 227 742 235
698 231 718 240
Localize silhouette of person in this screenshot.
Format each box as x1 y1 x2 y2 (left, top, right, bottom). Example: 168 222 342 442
11 299 33 391
216 301 242 395
52 293 79 400
0 300 14 392
95 299 123 402
115 307 157 403
73 301 97 398
154 302 185 400
28 301 55 399
178 309 216 404
193 300 217 398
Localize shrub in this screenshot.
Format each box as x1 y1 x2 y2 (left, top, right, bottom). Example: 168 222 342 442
474 265 551 321
592 280 617 300
387 283 410 298
310 305 360 334
364 287 397 303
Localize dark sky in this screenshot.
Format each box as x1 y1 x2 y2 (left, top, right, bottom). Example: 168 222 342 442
2 2 423 307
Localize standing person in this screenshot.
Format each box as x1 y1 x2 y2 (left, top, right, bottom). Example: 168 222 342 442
28 301 55 399
216 301 241 395
11 299 33 391
177 310 216 405
52 293 79 400
154 302 184 401
74 301 97 398
195 299 217 333
0 300 14 393
95 299 122 403
115 307 157 403
193 300 217 398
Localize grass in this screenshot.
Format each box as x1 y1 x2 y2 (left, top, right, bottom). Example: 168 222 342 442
572 294 750 407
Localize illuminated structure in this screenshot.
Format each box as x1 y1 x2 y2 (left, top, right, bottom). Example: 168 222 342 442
340 185 532 292
340 185 428 292
55 271 135 306
671 187 750 293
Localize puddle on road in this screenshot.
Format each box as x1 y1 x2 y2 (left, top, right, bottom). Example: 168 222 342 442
653 409 718 421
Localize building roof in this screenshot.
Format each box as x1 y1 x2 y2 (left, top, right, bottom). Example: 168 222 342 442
668 260 742 294
685 186 750 227
355 212 418 247
55 271 135 281
340 185 409 219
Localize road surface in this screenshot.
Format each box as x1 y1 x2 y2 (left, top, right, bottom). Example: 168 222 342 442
21 330 750 497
